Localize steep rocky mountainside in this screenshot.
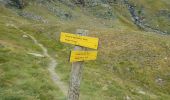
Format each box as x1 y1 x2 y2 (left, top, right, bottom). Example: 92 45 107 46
2 0 170 34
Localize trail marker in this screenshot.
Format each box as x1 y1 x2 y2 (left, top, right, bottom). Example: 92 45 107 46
70 51 97 62
60 32 99 49
60 29 99 100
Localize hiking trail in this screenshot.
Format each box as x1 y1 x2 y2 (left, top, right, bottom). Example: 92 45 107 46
7 24 68 96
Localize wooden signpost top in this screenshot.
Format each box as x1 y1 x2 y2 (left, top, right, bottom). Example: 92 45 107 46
60 29 99 100
67 29 88 100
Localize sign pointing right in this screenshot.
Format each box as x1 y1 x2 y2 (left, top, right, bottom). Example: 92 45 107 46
60 32 99 49
70 51 98 62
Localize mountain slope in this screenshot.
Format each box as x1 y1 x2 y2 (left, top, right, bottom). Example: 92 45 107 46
0 0 170 100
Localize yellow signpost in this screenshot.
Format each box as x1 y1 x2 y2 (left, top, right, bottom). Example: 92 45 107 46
60 30 99 100
70 51 98 62
60 32 99 49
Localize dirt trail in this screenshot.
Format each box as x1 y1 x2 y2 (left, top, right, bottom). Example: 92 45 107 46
8 24 68 96
26 34 68 96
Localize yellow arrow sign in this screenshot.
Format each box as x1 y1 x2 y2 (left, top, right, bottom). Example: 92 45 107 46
70 51 98 62
60 32 99 49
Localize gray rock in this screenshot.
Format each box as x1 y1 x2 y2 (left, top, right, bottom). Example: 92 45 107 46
46 3 73 20
155 78 164 86
19 11 48 23
125 95 131 100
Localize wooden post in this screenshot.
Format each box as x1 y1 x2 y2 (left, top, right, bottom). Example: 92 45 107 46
67 29 88 100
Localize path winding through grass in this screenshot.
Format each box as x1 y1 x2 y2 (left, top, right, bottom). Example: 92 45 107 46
7 23 68 96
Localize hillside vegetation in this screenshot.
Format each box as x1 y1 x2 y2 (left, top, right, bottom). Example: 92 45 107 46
0 0 170 100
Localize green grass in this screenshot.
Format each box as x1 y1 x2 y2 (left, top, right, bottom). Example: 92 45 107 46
0 34 65 100
56 30 170 99
129 0 170 34
0 5 65 100
0 1 170 100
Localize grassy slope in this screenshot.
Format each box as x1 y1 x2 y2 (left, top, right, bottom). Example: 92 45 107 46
0 5 65 100
0 1 170 100
129 0 170 33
